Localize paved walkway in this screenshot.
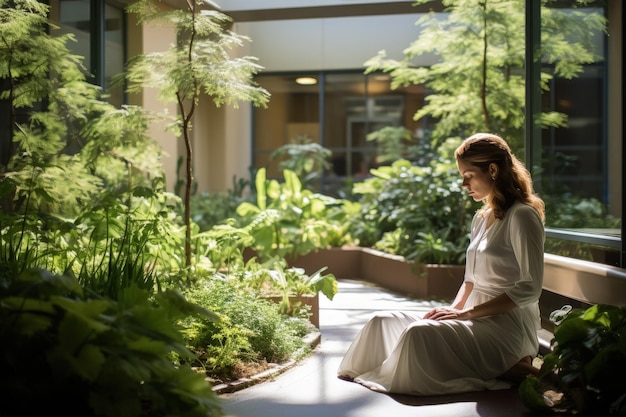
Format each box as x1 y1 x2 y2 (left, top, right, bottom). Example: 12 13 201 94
221 279 532 417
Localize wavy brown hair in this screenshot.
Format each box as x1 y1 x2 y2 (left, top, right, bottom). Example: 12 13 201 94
454 133 545 222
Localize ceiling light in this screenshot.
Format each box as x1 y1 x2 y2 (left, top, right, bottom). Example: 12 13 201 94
296 77 317 85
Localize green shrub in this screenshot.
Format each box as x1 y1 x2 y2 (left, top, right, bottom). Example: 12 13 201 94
235 168 354 260
520 304 626 416
350 140 478 265
0 268 223 417
182 278 312 381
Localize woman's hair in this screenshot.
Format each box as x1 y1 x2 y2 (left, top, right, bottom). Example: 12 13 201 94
454 133 545 222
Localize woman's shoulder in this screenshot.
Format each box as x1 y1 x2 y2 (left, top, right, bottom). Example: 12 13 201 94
507 201 543 227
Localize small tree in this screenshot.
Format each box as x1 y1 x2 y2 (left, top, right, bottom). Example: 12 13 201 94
365 0 605 151
124 0 270 270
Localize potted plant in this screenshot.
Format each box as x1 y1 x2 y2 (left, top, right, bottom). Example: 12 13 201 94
519 304 626 416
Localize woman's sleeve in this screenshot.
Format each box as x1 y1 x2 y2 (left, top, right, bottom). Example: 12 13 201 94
505 204 545 306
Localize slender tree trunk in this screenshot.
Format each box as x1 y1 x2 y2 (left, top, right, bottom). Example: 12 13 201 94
179 1 199 272
182 112 193 270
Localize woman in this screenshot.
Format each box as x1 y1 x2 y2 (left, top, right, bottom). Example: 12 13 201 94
337 133 545 395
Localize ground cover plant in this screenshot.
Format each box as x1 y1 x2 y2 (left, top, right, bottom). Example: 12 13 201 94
181 277 313 384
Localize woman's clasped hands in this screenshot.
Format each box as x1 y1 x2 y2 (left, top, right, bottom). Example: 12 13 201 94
424 307 471 321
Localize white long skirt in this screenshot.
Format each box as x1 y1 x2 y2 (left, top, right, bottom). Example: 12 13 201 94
337 292 540 396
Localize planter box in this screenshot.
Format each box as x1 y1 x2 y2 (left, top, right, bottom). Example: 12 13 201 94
265 293 320 328
289 246 465 300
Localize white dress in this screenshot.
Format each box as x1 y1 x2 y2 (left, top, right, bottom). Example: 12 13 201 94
337 201 545 395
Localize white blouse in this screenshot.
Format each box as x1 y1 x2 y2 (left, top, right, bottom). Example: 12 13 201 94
464 200 545 307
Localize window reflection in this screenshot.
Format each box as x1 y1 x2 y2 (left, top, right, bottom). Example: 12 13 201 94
254 72 423 197
104 4 124 107
58 0 125 106
540 2 621 266
58 0 91 74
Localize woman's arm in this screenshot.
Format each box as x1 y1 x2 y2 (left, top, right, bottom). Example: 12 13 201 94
425 290 518 321
424 281 474 319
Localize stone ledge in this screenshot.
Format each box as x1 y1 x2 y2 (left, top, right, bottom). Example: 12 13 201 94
212 330 321 394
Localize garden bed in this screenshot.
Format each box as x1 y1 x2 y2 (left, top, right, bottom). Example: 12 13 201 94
289 246 465 300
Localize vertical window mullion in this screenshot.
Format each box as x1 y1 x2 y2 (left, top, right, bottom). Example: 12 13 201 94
524 0 541 187
91 0 105 87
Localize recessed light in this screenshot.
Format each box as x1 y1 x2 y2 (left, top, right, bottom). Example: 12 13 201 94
296 77 317 85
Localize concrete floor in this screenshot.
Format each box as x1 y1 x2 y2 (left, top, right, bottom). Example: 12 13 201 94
220 279 538 417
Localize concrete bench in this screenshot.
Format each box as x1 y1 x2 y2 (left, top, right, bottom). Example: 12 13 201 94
538 253 626 354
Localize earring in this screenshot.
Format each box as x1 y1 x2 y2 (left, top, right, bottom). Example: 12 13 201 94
491 176 495 180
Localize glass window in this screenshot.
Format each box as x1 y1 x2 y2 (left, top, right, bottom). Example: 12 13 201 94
58 0 91 77
104 3 124 107
253 71 424 197
253 73 320 179
539 2 622 267
59 0 125 106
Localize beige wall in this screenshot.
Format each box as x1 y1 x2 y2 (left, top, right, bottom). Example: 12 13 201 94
126 9 180 193
218 0 415 10
190 22 256 194
234 14 436 73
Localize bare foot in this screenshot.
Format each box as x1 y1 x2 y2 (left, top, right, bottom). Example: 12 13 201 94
499 356 538 384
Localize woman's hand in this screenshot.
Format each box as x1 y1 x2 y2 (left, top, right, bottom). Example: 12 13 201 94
423 307 471 321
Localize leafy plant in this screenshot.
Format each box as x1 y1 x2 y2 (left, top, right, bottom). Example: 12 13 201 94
520 304 626 416
350 139 479 264
191 176 252 232
366 126 416 164
1 1 166 218
0 268 223 417
269 135 332 189
123 0 270 268
268 264 338 300
236 167 353 260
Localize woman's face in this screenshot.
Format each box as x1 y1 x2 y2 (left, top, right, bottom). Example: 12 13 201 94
457 159 494 202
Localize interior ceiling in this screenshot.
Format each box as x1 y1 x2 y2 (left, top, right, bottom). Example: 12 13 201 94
160 1 444 22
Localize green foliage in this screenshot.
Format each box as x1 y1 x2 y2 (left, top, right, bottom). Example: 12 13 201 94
0 0 184 295
124 1 270 114
542 194 621 263
350 139 479 264
236 167 354 260
191 176 251 232
269 135 332 189
367 126 417 164
0 268 223 417
365 0 605 150
265 263 338 301
182 277 311 379
0 180 188 298
1 1 164 218
520 304 626 415
0 2 317 411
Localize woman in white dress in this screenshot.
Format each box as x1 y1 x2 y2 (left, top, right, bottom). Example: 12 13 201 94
337 133 545 396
